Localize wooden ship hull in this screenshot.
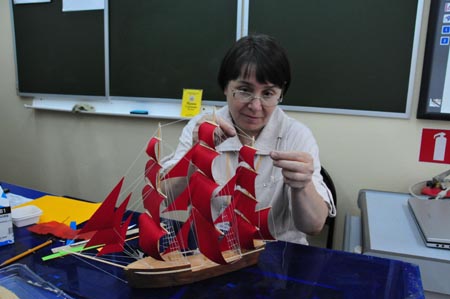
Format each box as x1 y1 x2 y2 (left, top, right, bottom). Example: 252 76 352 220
74 124 275 289
124 245 265 288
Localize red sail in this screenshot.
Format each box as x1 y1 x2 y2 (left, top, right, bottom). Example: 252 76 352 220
145 159 162 189
163 122 219 180
142 184 165 225
219 202 271 251
164 207 228 264
192 208 227 265
217 153 257 197
84 193 132 255
163 215 194 254
216 174 237 196
164 169 218 215
216 202 237 251
78 178 124 234
234 213 258 250
140 136 169 259
163 181 191 212
234 191 274 241
236 166 257 197
114 193 131 227
191 143 219 179
93 213 132 256
190 172 218 223
252 207 275 240
146 137 161 161
233 189 257 216
214 200 235 226
216 189 269 250
138 212 167 260
239 145 257 169
163 144 197 179
197 121 218 148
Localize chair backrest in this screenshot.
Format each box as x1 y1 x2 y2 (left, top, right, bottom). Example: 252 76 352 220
320 166 337 249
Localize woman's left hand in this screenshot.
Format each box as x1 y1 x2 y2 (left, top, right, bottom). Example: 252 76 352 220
270 150 329 234
270 150 314 190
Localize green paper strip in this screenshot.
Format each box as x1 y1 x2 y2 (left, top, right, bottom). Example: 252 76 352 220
42 244 102 261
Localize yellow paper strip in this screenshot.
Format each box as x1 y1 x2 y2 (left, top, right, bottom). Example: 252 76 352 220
15 195 101 224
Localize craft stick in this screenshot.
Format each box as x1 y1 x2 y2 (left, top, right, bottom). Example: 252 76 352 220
0 239 52 267
43 244 102 261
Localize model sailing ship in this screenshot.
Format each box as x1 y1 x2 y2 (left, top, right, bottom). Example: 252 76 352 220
75 120 275 288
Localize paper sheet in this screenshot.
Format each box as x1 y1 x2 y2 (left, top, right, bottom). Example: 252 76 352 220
15 195 101 225
62 0 104 12
180 89 203 117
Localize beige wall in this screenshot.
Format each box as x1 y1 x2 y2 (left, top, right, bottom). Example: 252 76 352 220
1 0 449 250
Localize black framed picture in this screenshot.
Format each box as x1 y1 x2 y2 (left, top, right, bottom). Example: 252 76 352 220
417 0 450 120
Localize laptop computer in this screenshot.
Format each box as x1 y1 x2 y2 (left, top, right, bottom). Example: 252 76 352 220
407 198 450 249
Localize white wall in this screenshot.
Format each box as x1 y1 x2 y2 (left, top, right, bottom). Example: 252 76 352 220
1 0 449 250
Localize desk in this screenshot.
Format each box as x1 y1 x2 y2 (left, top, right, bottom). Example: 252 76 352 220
359 189 450 298
1 183 424 299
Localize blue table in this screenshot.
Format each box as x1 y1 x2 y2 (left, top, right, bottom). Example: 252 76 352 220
0 182 425 299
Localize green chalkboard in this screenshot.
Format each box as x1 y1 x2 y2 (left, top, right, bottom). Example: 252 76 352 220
109 0 237 102
12 0 105 96
249 0 418 113
11 0 421 116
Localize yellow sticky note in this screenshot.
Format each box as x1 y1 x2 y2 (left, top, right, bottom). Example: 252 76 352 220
180 89 203 117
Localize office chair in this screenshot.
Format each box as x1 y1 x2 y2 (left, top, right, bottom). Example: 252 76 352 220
320 166 337 249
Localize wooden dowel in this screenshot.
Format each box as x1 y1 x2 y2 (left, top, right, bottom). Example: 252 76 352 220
0 239 52 267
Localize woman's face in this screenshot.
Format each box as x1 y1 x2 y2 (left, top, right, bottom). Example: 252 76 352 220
224 73 282 139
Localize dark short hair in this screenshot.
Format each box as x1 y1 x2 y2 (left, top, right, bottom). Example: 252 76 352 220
217 34 291 95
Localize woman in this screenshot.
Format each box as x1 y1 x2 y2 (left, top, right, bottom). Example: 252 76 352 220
162 34 335 244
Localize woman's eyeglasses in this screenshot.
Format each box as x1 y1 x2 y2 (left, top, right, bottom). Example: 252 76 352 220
232 90 282 107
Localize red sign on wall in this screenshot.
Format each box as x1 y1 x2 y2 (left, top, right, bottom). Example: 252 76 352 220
419 128 450 164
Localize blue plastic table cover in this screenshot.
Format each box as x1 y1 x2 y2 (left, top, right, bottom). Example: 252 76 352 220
0 264 75 299
0 182 424 299
0 226 424 299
